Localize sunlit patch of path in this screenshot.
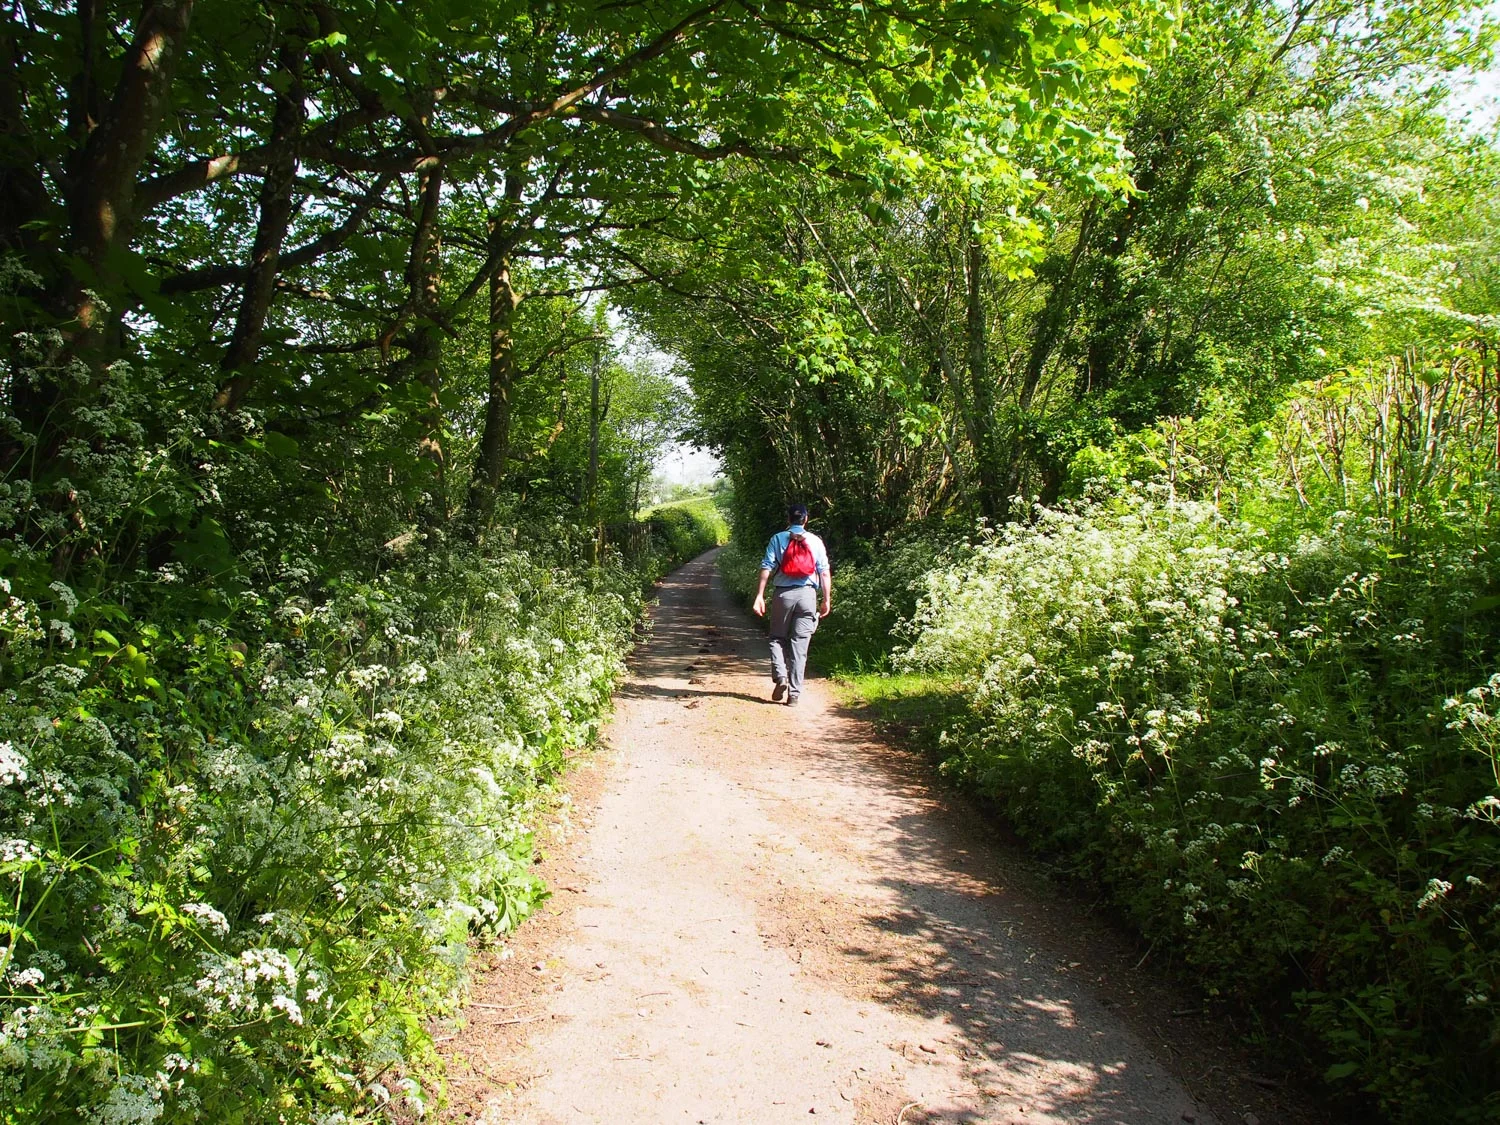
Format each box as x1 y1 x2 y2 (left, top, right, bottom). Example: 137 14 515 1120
472 550 1211 1125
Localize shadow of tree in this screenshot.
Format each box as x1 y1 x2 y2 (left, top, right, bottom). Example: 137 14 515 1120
646 549 1222 1125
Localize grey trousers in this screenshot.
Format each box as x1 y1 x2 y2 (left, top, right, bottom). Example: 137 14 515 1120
769 584 819 697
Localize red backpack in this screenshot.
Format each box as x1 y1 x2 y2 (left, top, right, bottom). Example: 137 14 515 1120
780 534 816 579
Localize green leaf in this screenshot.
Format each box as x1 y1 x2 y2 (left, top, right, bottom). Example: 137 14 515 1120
262 431 299 459
307 31 349 53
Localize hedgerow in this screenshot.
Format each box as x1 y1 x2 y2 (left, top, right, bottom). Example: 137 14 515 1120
638 497 729 573
0 525 649 1122
837 357 1500 1120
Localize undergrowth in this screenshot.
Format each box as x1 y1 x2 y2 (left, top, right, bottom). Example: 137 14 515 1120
0 485 727 1122
825 357 1500 1122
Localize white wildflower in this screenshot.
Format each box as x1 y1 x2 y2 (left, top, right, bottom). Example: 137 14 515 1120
192 947 304 1025
181 902 230 937
0 741 26 787
5 966 44 989
47 581 78 616
346 665 387 691
89 1073 164 1124
1 838 40 864
1416 878 1453 910
398 1076 428 1116
316 732 368 778
1466 795 1500 822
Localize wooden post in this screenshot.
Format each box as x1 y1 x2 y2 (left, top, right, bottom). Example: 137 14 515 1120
588 346 602 565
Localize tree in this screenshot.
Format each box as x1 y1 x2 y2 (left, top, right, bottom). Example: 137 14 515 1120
623 0 1498 542
606 361 691 518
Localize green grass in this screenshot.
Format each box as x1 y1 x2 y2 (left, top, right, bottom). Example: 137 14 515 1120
828 670 967 756
807 633 891 678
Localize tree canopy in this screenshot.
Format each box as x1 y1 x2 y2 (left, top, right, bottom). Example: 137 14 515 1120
2 0 1498 1118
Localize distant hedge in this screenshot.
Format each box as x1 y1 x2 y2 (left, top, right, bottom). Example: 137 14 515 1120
605 497 729 580
632 498 730 574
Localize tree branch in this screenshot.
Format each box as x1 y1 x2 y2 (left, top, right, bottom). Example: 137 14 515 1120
159 173 394 294
567 103 803 165
136 108 380 210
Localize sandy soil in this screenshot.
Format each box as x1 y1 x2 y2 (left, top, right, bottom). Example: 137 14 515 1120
438 551 1307 1125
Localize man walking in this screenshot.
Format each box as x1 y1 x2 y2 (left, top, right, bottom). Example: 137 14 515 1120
752 503 832 705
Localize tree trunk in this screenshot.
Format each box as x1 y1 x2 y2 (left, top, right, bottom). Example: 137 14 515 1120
0 26 50 255
587 349 608 563
0 24 55 464
963 226 1005 520
18 0 194 570
65 0 196 360
1019 200 1097 412
12 0 193 463
462 172 528 533
214 40 306 411
402 163 447 524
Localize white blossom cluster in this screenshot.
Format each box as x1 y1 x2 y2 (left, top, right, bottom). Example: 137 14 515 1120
0 532 643 1119
180 902 230 937
0 838 40 865
191 947 322 1027
0 741 26 787
884 483 1499 985
0 576 44 646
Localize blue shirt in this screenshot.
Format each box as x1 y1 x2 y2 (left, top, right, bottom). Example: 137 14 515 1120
761 527 830 588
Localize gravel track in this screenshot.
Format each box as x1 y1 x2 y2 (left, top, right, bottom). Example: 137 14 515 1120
440 550 1219 1125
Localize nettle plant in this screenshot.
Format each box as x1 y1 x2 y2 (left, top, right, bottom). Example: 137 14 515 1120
898 485 1500 1119
0 544 638 1122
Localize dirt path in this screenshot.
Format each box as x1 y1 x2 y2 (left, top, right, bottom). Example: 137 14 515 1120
440 551 1222 1124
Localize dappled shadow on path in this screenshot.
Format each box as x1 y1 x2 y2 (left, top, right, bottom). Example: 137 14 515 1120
613 680 777 706
623 548 775 701
655 548 1212 1125
754 721 1170 1124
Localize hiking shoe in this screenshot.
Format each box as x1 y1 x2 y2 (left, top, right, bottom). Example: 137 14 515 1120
786 693 800 706
772 682 788 702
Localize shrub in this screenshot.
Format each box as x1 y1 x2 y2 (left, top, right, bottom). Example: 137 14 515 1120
715 536 763 605
898 485 1500 1120
0 534 642 1122
813 532 973 673
640 497 729 572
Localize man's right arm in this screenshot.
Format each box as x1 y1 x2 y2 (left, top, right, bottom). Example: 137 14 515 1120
753 534 779 617
752 568 772 618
